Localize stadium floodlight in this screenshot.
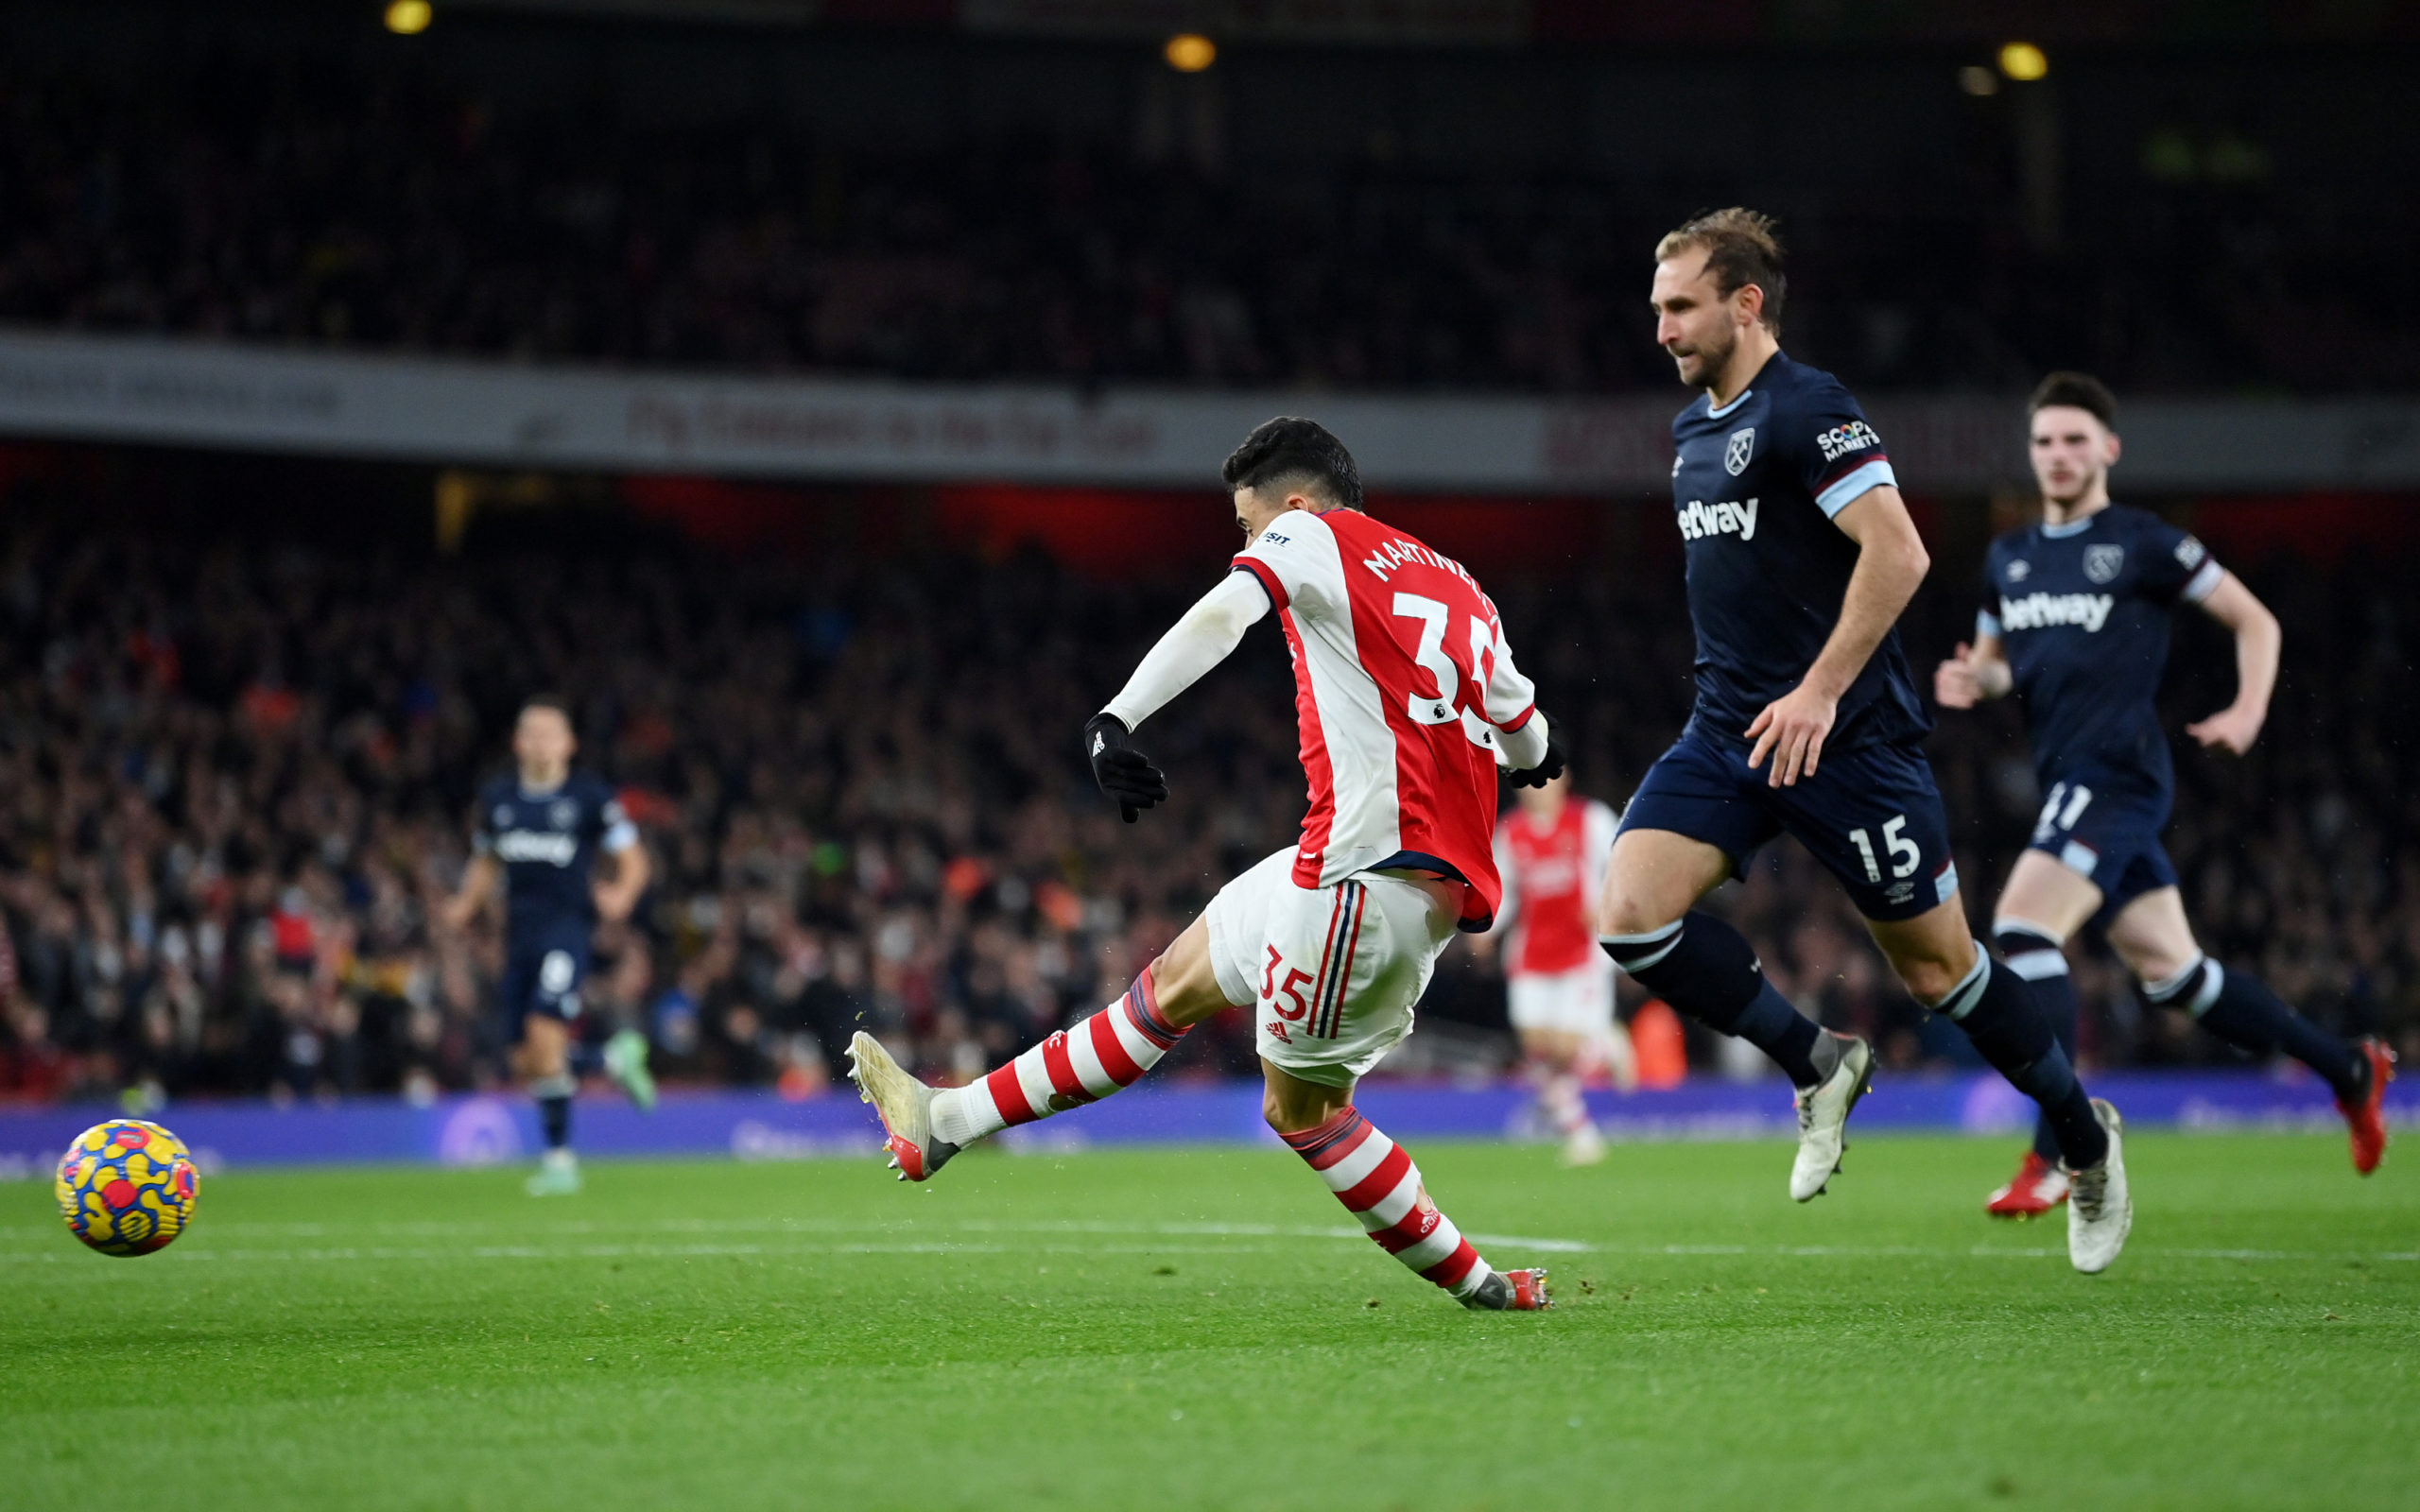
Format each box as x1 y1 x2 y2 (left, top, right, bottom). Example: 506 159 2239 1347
1164 33 1216 73
385 0 432 35
1997 42 2048 81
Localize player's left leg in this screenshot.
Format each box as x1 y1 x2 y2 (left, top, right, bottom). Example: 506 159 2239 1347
1266 1062 1544 1310
1865 896 2130 1272
1982 850 2106 1216
2109 885 2394 1174
1257 871 1547 1310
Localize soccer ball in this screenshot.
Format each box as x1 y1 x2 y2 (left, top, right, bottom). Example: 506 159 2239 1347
55 1119 201 1257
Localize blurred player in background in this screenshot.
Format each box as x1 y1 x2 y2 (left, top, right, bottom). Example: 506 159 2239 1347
444 696 654 1195
1938 373 2395 1215
1482 768 1629 1165
850 418 1562 1311
1598 209 2132 1272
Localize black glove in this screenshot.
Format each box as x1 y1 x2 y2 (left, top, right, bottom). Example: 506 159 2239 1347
1084 713 1168 823
1505 710 1567 789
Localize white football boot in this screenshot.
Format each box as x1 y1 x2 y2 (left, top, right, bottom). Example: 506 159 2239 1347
1789 1033 1874 1202
845 1031 959 1181
2065 1098 2132 1274
526 1148 581 1196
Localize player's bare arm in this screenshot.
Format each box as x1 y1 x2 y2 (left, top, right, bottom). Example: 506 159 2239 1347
1745 483 1927 786
441 852 498 932
1934 632 2013 708
593 840 650 923
2183 572 2280 755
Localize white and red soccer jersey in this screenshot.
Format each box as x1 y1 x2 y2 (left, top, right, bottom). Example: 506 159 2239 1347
1492 798 1619 977
1230 507 1540 929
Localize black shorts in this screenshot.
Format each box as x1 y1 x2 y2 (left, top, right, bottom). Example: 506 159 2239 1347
1617 728 1961 922
500 919 592 1036
2025 770 2178 926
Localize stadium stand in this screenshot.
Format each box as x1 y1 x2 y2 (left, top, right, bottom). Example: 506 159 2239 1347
1 23 2414 395
0 483 2409 1106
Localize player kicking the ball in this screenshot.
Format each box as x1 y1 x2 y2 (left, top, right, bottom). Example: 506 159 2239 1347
1937 372 2394 1216
1598 209 2130 1272
848 418 1559 1311
1481 768 1631 1165
444 696 655 1195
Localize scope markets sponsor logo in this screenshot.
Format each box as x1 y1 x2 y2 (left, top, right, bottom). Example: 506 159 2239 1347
1677 496 1758 542
1998 592 2115 632
1814 420 1882 463
494 830 579 866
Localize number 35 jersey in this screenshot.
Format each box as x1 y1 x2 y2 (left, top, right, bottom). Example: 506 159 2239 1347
1232 507 1540 929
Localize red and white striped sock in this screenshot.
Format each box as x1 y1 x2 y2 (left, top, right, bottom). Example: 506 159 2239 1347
928 968 1188 1148
1531 1064 1591 1138
1280 1107 1493 1298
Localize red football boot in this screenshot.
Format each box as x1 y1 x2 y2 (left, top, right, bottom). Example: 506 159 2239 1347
1983 1149 2070 1218
1464 1267 1552 1311
2339 1038 2396 1176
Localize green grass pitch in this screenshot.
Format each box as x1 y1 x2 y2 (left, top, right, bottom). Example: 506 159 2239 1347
3 1133 2414 1510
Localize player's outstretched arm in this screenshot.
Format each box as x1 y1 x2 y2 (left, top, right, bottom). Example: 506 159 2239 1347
1087 571 1272 821
1934 634 2012 709
2184 572 2280 755
594 835 650 923
441 853 499 932
1746 484 1928 786
1475 619 1562 784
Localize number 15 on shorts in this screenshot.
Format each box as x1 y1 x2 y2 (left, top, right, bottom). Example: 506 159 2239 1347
1848 814 1920 884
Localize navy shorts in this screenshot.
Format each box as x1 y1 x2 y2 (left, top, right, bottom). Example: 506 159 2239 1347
2025 772 2177 925
1618 728 1961 922
499 920 592 1036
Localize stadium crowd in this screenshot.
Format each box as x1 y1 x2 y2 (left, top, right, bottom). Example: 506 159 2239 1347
3 57 2406 397
0 499 2411 1108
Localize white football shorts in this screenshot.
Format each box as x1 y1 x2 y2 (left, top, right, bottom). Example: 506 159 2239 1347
1505 960 1617 1036
1206 848 1460 1088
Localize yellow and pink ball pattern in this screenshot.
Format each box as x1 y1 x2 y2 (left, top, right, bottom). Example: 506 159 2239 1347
55 1120 200 1257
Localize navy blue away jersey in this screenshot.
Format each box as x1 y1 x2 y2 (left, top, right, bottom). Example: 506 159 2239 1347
1979 504 2223 794
1669 352 1929 755
473 772 635 935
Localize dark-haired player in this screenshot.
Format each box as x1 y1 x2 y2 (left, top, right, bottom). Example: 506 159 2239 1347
850 417 1560 1310
444 696 653 1195
1597 209 2131 1271
1938 373 2394 1215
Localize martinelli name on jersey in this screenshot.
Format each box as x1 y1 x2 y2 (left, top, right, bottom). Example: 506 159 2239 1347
1979 503 2222 788
1668 352 1929 754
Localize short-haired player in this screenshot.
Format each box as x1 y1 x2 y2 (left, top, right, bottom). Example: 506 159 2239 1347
443 696 655 1195
1599 210 2131 1272
1480 768 1630 1165
848 418 1561 1310
1937 372 2394 1215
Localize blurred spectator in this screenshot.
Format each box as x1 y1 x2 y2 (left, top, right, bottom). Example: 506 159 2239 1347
0 499 2411 1106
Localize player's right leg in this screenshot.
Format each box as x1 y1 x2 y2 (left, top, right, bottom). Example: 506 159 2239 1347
520 1011 582 1195
1597 741 1870 1200
2108 885 2394 1174
1982 850 2104 1216
1516 1024 1603 1165
846 853 1268 1179
1509 964 1622 1164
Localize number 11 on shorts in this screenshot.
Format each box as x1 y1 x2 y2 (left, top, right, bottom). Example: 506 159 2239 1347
1848 814 1920 884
